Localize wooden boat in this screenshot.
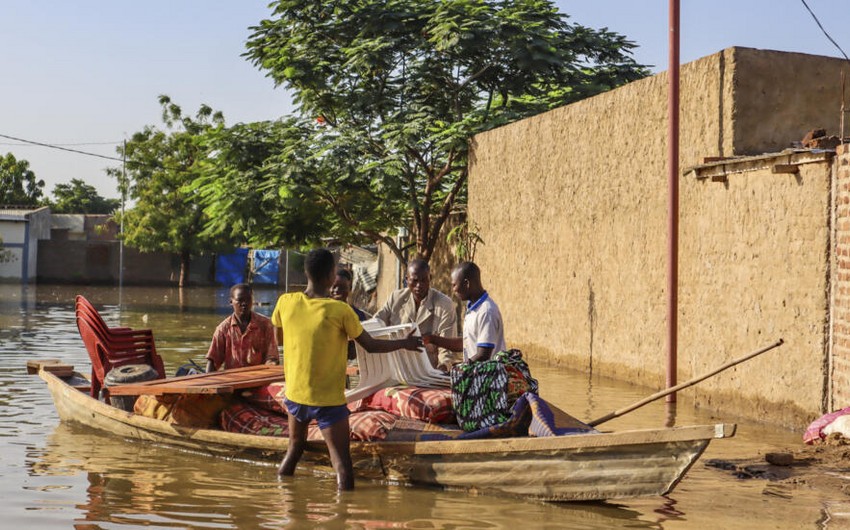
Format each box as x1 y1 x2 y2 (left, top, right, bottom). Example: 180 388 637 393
32 362 736 502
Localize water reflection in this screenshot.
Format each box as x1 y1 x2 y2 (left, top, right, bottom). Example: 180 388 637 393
0 284 846 528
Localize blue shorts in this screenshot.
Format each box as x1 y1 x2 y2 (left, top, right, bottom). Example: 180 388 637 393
284 398 350 430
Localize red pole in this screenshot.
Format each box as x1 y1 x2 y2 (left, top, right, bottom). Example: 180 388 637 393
666 0 680 402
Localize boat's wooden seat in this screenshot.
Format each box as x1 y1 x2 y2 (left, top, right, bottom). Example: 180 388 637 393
75 295 166 400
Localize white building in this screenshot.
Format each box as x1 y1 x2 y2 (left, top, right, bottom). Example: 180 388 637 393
0 207 51 283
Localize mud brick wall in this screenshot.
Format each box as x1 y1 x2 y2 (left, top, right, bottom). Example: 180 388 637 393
831 145 850 410
469 47 847 427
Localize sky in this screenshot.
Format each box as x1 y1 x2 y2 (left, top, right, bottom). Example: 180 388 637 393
2 0 849 200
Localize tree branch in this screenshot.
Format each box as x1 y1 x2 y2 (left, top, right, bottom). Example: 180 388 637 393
426 169 467 256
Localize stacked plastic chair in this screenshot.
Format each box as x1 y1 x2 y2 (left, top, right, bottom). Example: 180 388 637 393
345 321 450 403
75 295 166 400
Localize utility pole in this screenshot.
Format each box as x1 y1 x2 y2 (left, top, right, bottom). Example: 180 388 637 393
666 0 681 402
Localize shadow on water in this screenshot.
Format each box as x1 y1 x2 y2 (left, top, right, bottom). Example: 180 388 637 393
1 283 847 528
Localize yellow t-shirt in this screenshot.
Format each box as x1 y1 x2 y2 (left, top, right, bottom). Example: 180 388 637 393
271 292 364 406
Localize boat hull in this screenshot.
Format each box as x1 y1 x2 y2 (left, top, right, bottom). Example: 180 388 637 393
38 368 733 501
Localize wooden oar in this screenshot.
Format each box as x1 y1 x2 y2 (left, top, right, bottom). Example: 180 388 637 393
587 338 784 427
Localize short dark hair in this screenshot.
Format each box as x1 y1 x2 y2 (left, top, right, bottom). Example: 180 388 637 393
407 258 430 275
305 248 336 281
230 283 252 297
453 261 480 283
336 268 353 282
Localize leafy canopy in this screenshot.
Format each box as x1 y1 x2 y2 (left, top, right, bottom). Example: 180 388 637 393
110 96 234 285
0 153 45 207
50 178 120 214
199 0 648 261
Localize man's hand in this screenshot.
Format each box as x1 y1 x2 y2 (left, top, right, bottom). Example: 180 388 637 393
422 334 463 352
401 329 423 351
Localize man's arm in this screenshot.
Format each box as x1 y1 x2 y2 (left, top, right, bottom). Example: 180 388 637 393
372 290 397 326
355 329 422 353
423 334 463 352
205 324 225 372
468 346 494 363
432 299 460 368
274 326 283 352
263 319 280 364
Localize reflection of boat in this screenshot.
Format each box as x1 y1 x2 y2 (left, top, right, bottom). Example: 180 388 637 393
34 365 735 502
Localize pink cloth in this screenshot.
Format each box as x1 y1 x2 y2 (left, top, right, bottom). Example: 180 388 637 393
804 406 850 444
206 313 279 370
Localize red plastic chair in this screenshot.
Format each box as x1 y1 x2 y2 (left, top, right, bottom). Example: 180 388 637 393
75 296 166 399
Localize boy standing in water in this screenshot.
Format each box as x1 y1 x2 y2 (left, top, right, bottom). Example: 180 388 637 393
271 248 421 490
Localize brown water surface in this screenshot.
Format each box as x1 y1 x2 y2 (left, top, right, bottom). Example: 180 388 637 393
2 284 846 528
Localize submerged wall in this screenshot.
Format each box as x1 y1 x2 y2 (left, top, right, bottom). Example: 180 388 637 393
468 47 849 427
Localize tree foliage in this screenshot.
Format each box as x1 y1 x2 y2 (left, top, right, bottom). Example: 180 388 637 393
0 153 45 207
50 178 120 214
197 0 647 263
111 95 232 286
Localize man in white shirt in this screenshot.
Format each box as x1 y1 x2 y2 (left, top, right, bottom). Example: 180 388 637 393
424 261 505 363
373 259 459 369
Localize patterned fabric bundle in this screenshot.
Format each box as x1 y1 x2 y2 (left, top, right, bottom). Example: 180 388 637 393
219 402 399 441
451 349 538 432
240 382 287 414
359 386 455 423
220 402 290 437
418 393 597 441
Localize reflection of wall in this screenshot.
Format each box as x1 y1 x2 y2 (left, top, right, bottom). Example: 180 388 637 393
468 47 850 427
37 240 215 286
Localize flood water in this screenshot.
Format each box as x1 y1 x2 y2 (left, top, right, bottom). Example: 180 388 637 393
1 284 846 528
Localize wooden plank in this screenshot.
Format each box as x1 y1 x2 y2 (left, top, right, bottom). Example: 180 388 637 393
107 365 284 396
27 359 62 375
41 364 75 377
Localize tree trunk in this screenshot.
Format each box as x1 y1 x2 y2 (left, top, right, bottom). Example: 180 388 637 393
179 250 191 287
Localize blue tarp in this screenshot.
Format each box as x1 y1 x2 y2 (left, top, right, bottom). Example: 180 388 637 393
215 248 249 286
252 249 280 285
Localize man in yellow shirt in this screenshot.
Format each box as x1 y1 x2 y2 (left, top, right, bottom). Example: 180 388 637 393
271 248 421 490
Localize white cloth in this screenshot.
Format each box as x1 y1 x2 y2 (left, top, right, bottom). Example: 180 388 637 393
462 292 506 362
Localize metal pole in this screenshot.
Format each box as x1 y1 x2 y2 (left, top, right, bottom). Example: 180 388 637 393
666 0 681 402
119 139 126 294
284 249 290 293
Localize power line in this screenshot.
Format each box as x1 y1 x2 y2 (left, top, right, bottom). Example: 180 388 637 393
0 141 121 147
0 132 124 163
800 0 850 63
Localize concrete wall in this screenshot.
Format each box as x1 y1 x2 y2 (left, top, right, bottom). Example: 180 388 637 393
468 47 848 427
37 240 214 286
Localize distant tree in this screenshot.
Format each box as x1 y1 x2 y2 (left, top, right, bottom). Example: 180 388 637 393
50 179 120 214
110 95 233 287
0 153 44 206
202 0 649 263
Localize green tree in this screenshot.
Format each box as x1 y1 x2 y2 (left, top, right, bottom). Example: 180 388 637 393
50 178 120 214
111 95 231 287
0 153 45 206
202 0 647 263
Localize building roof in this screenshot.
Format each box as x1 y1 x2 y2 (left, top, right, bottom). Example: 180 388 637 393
0 206 50 221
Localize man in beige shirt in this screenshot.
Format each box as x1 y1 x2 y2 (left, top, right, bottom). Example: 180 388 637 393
373 259 459 370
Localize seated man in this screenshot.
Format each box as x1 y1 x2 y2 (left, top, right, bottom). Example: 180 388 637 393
205 283 279 372
424 261 505 363
330 268 369 321
373 259 459 370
